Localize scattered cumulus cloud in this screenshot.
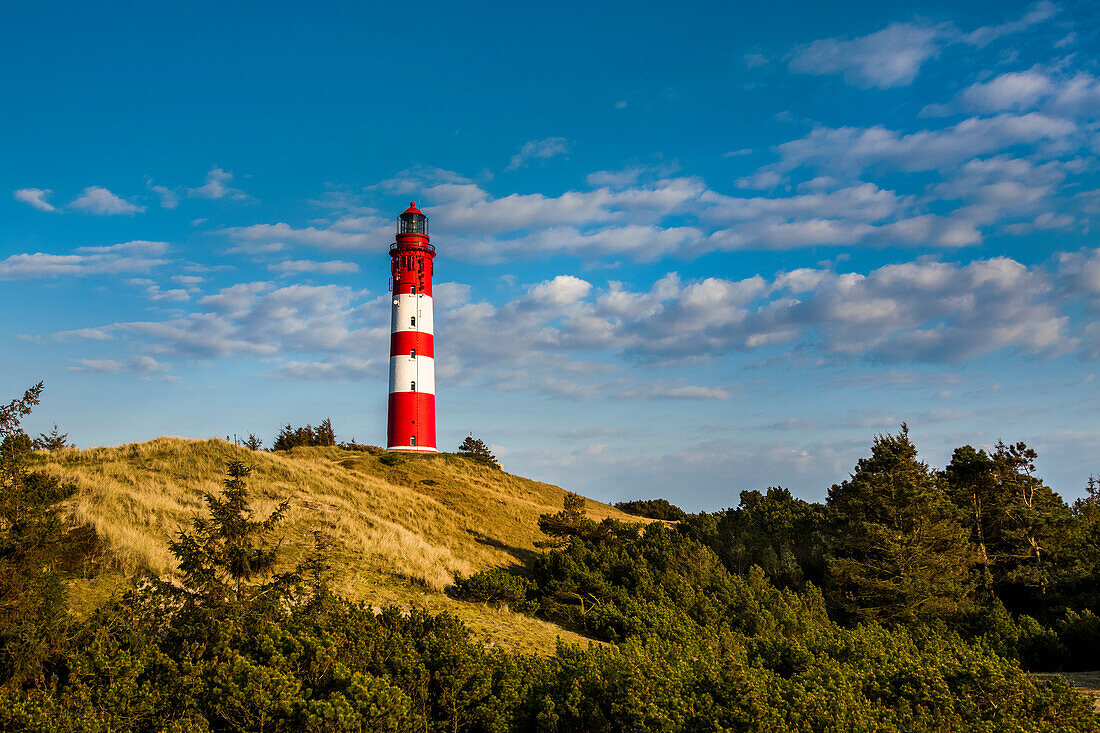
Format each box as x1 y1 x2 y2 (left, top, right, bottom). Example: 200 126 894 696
69 186 145 215
789 22 946 88
268 259 360 275
506 137 569 171
188 167 249 200
148 181 180 209
0 241 169 279
13 188 56 212
962 1 1059 47
790 3 1059 88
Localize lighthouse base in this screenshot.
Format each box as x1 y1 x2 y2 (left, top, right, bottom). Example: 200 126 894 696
386 445 439 453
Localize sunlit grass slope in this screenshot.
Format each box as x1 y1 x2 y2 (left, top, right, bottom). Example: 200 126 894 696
39 438 640 655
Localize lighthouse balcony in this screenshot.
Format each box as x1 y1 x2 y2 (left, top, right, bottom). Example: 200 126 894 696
389 241 435 255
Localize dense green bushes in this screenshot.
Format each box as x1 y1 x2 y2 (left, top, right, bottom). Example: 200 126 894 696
452 568 538 612
613 498 687 521
2 384 1099 730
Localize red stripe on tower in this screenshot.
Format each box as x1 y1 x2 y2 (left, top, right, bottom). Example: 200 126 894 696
387 202 438 452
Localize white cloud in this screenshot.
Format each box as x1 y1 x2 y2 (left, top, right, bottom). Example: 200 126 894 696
52 250 1100 395
924 69 1100 119
89 282 385 360
789 3 1059 88
958 69 1054 113
69 186 145 215
14 188 56 212
789 22 946 88
150 184 179 209
67 355 171 379
223 217 392 252
188 167 248 200
506 137 569 171
963 1 1059 47
272 356 381 381
131 278 191 302
771 113 1075 176
68 359 124 374
438 256 1075 373
615 382 731 400
268 259 360 275
0 241 169 279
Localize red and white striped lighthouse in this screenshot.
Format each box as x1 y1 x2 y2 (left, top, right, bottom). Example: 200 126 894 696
387 202 437 452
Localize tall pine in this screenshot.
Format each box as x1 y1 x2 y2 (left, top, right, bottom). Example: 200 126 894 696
826 425 972 624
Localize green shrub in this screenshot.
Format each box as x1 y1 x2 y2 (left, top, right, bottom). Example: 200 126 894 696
614 498 687 521
453 569 538 612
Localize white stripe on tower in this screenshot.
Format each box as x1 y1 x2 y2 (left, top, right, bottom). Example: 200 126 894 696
388 355 435 394
390 293 434 335
389 293 435 394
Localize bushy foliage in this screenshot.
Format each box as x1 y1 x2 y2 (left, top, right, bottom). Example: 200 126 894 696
272 418 336 451
452 494 1098 731
613 498 687 521
3 411 1100 729
681 487 825 589
453 568 538 612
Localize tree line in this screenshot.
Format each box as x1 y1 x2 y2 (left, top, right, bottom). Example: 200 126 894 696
1 384 1098 730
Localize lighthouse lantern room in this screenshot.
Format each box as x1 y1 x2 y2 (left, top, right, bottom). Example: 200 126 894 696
387 202 438 452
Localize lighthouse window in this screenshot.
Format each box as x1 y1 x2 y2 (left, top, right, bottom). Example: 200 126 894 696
411 286 416 295
410 349 416 358
410 436 416 446
411 381 416 391
410 316 416 327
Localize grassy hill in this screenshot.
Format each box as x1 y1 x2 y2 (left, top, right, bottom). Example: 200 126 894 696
37 437 642 655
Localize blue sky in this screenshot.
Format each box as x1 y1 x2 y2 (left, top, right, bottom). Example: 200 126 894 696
3 0 1099 510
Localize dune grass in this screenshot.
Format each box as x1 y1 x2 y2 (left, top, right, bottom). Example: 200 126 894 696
36 438 640 654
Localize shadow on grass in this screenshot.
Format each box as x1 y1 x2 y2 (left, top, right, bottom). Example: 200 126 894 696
465 528 537 567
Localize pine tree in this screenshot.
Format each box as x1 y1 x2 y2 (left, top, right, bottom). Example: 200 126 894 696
0 383 75 684
33 424 71 451
990 441 1071 596
457 435 498 466
168 461 291 612
826 425 973 624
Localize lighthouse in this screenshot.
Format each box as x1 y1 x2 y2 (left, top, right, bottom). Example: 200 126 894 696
387 202 437 452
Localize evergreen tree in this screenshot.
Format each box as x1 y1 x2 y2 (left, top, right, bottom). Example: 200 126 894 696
272 419 337 451
0 383 75 685
315 418 336 446
457 435 498 465
168 461 292 611
990 441 1071 597
243 433 263 451
946 442 1072 605
826 425 973 624
32 425 71 451
681 487 826 589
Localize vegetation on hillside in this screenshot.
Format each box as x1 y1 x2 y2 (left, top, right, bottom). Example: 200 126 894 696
457 435 499 466
2 384 1099 730
614 498 687 521
272 418 336 451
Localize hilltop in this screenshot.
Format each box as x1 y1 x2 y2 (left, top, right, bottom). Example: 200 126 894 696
37 437 641 654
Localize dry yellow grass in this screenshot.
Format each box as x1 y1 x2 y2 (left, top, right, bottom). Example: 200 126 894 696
38 438 640 654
